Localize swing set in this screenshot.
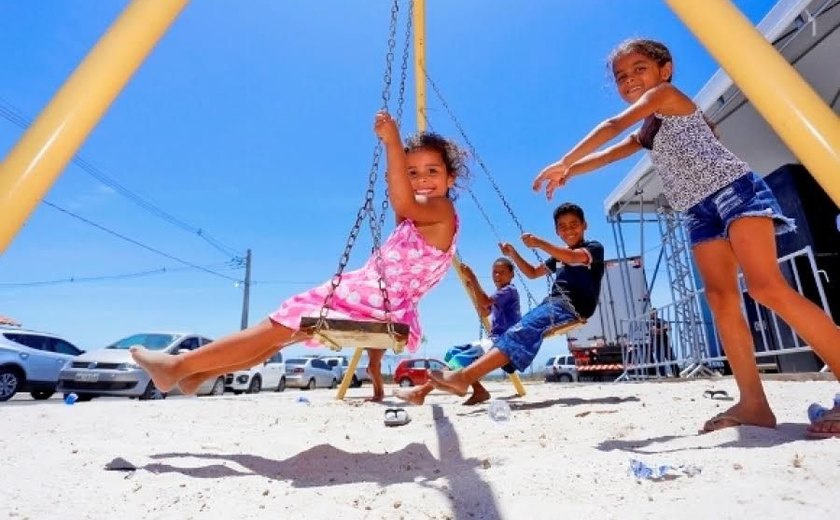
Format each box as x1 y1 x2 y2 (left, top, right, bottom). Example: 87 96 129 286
1 0 838 398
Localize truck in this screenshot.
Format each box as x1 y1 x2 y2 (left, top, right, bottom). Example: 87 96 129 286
567 255 648 381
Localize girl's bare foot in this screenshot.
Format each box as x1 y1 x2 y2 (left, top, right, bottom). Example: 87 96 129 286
130 347 181 393
463 385 491 406
427 370 468 397
701 401 777 433
394 388 426 405
365 392 384 403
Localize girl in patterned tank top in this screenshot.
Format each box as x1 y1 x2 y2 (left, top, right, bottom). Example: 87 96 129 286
533 39 840 438
129 112 465 402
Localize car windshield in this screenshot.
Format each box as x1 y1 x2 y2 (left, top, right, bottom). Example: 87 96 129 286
286 358 307 365
106 333 178 351
545 357 556 366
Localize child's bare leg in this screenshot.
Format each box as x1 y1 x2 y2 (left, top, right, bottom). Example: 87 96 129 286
177 342 280 395
394 381 434 405
463 381 491 406
131 319 296 392
694 239 776 431
429 349 510 397
729 218 840 436
366 348 385 402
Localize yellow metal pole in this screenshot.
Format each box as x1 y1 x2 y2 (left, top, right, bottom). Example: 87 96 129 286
666 0 840 206
0 0 189 253
413 0 427 132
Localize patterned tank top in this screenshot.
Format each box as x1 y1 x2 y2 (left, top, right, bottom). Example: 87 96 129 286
648 109 750 211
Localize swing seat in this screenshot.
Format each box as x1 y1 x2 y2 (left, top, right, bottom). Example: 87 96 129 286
543 318 586 339
299 317 410 353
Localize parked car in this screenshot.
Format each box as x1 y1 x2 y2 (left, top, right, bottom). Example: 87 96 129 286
225 351 286 394
323 355 371 387
0 327 85 401
544 355 578 383
57 332 213 401
393 358 447 387
284 357 337 390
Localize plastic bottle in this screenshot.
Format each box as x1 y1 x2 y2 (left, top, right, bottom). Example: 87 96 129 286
488 399 511 422
64 393 78 405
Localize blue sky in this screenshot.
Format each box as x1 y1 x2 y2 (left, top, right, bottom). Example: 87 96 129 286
0 0 778 370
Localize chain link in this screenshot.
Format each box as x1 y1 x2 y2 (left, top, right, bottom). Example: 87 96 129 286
316 0 404 335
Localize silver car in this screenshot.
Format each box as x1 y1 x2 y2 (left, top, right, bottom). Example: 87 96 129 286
544 355 578 383
57 332 214 400
284 357 338 390
0 327 85 401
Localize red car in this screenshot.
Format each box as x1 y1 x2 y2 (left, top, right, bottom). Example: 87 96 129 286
393 358 448 387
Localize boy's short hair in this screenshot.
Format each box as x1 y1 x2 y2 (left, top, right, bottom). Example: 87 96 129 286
553 202 586 225
493 257 515 272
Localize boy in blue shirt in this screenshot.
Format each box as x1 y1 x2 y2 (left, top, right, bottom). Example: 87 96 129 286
395 257 521 405
429 203 605 396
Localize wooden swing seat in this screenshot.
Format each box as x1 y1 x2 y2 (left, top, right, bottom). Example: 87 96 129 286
543 318 587 339
299 317 410 353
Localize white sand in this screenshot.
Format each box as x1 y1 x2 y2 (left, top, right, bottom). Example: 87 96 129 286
1 378 838 519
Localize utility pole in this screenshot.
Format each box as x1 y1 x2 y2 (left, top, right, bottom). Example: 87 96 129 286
240 249 251 330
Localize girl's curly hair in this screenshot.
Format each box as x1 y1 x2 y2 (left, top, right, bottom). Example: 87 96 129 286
403 131 470 200
608 38 674 82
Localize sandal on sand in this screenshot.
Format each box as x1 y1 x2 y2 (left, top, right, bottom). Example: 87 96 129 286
384 408 411 427
703 390 732 401
806 408 840 440
701 412 745 433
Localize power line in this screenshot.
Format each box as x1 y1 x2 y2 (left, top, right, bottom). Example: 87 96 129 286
0 97 242 261
41 201 242 282
0 263 238 289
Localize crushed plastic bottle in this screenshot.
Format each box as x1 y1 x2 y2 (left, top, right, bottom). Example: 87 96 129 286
629 459 702 481
488 399 511 422
807 393 840 424
64 393 78 405
295 396 310 405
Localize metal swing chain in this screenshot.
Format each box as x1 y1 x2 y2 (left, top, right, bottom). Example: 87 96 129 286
315 0 402 334
423 69 584 326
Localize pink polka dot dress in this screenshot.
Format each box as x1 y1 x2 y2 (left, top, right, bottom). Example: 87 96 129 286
270 217 458 353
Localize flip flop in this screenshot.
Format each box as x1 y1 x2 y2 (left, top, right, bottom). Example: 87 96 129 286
806 408 840 439
703 390 733 401
384 408 411 427
701 412 744 433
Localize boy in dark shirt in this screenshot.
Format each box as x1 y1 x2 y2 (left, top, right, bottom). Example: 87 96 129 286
395 258 521 406
428 203 605 396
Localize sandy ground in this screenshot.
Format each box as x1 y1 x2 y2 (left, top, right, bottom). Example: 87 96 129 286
1 377 838 520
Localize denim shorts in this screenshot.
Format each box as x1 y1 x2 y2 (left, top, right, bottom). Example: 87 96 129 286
683 172 796 247
495 297 577 373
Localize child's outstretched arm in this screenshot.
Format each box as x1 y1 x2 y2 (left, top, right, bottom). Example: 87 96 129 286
458 263 492 316
499 242 547 279
373 112 454 224
534 83 688 199
521 233 591 266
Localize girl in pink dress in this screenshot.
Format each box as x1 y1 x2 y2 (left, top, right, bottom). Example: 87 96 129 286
131 112 465 397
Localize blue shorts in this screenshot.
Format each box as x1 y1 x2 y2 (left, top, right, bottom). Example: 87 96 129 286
444 342 486 370
495 298 577 373
683 172 795 247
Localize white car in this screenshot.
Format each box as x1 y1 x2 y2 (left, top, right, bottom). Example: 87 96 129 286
544 354 578 383
57 332 216 401
323 355 371 388
225 351 286 394
0 327 85 401
284 357 338 390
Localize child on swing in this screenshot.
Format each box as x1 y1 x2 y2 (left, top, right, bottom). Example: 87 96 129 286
427 203 605 396
532 38 840 438
130 111 467 397
395 256 522 406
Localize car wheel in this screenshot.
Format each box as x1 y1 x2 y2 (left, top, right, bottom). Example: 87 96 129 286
276 377 286 392
351 375 360 388
0 368 22 402
30 390 55 400
247 375 262 394
139 381 166 400
399 378 413 388
558 373 573 383
330 378 337 389
210 377 225 396
306 378 315 390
